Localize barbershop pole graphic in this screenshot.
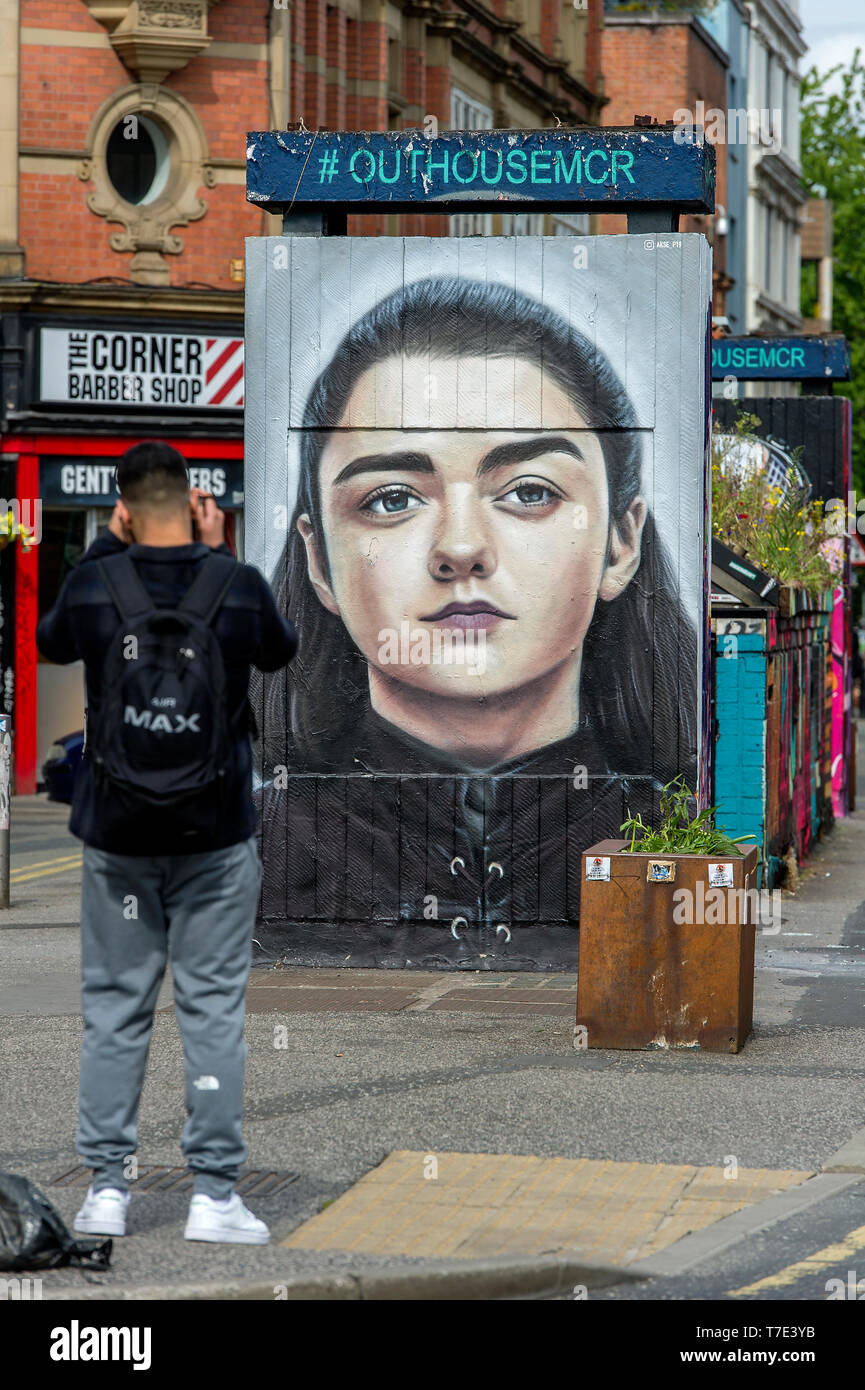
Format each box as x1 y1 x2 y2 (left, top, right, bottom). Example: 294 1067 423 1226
245 129 714 969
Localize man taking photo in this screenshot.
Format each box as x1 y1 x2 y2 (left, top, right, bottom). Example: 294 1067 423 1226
36 441 297 1246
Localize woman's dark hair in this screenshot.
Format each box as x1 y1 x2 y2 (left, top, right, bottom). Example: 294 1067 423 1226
260 275 697 780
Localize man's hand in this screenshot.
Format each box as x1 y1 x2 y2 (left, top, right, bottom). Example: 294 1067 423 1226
190 488 226 548
108 501 134 545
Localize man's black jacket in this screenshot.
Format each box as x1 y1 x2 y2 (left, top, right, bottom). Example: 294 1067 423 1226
36 529 297 856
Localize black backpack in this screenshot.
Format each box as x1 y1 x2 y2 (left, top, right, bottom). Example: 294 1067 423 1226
90 550 239 838
0 1173 111 1272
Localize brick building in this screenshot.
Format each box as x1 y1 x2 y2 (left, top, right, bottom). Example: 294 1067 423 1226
0 0 606 791
598 4 733 318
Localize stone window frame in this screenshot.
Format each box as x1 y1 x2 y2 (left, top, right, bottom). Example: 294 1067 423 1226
78 84 215 285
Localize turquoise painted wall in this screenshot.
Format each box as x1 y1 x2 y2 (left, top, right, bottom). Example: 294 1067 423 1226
713 631 766 884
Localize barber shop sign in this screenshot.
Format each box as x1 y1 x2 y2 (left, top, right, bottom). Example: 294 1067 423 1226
39 328 244 409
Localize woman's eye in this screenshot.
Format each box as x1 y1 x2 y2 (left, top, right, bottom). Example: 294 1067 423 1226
361 488 424 516
499 481 561 508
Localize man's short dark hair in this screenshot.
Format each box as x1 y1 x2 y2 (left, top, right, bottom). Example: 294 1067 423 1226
116 441 189 510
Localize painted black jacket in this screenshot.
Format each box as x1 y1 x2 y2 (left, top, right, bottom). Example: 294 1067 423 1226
257 708 661 969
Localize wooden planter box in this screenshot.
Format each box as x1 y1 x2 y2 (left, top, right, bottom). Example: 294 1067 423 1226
576 840 761 1054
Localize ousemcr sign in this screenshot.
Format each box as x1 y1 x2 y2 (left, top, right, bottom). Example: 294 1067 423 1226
711 336 851 381
39 328 245 408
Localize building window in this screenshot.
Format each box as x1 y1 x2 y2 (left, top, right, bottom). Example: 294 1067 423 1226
449 88 493 238
105 114 170 206
80 85 214 286
450 88 494 132
501 213 547 235
765 209 774 298
553 213 590 236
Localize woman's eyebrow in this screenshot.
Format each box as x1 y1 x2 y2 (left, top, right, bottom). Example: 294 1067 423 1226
332 450 434 485
477 436 586 476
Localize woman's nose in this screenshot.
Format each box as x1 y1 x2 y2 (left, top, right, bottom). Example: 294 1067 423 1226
428 493 495 580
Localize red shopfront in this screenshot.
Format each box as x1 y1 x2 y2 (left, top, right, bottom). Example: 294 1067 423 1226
0 318 245 794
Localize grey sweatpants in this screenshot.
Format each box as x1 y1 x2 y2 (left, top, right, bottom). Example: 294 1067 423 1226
77 836 262 1201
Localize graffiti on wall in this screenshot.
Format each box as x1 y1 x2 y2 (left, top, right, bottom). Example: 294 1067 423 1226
245 236 712 967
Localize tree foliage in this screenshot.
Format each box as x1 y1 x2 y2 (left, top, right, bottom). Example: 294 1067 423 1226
800 52 865 492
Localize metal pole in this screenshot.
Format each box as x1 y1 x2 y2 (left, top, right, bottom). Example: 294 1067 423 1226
0 714 11 908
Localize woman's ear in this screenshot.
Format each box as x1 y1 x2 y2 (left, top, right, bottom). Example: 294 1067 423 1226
598 497 647 602
297 514 341 617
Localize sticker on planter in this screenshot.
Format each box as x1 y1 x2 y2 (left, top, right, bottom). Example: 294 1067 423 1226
585 856 610 881
708 862 734 887
647 859 676 883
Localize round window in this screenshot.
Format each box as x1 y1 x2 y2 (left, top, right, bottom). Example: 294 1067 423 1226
105 114 170 206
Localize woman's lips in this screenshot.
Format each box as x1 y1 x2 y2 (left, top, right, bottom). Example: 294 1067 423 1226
420 600 515 631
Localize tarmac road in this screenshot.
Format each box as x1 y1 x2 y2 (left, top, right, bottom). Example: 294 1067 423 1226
2 759 865 1305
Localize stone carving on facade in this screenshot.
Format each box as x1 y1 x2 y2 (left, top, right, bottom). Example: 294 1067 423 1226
84 1 221 85
78 85 214 287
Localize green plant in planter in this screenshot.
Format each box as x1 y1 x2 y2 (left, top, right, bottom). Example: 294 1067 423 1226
620 777 756 855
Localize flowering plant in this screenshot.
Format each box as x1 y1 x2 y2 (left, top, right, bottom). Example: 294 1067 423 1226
0 509 34 553
712 414 840 598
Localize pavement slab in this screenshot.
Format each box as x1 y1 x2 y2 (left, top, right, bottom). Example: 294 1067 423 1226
280 1150 812 1264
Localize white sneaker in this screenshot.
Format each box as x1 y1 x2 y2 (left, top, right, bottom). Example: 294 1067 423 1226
184 1193 270 1245
74 1185 130 1237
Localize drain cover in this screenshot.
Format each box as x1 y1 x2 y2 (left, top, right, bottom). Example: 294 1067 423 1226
48 1164 298 1196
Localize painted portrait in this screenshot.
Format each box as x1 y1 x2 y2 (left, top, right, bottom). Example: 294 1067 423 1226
246 237 711 967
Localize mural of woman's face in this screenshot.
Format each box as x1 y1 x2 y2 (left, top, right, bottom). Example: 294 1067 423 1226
298 354 646 759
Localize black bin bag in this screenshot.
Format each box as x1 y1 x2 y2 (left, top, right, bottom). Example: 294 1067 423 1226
0 1173 112 1271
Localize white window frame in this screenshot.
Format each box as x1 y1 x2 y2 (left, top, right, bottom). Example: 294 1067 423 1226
448 87 494 238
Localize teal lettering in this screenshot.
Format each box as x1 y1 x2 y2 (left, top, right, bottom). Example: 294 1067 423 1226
584 149 609 184
378 149 401 184
409 149 425 182
506 149 527 184
426 148 449 183
732 347 744 368
611 149 635 184
531 151 551 183
349 150 375 183
776 347 790 366
758 347 775 367
452 148 479 184
791 347 805 368
480 149 503 184
746 347 758 366
554 150 581 184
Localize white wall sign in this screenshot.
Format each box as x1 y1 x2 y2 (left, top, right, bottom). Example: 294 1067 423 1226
39 329 244 409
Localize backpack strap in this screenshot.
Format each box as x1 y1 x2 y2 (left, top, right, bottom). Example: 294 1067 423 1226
178 552 238 626
98 552 155 622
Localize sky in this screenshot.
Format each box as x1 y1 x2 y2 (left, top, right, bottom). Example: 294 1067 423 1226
798 0 865 79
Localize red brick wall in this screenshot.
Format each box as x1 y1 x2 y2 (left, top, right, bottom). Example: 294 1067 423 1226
19 0 268 289
18 0 608 284
597 17 727 275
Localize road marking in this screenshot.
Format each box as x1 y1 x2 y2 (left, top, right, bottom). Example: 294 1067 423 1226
728 1222 865 1296
10 853 82 875
10 857 83 883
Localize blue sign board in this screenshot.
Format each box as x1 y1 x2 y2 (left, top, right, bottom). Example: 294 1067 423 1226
711 336 851 381
246 127 715 215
